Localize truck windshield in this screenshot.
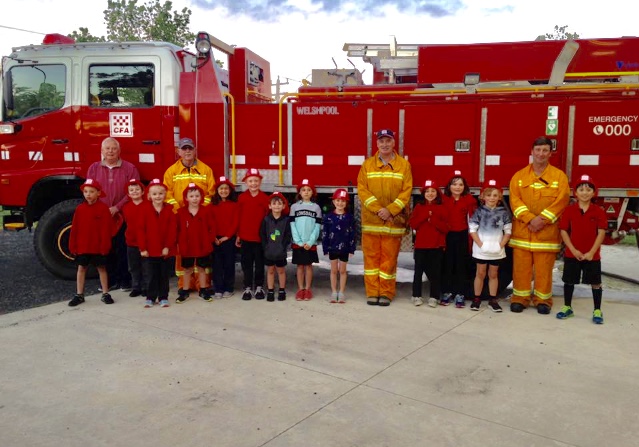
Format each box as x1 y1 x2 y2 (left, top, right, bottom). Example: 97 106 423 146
2 64 66 120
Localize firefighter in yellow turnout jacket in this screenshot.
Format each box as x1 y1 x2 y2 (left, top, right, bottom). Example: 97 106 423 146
508 137 569 314
357 129 413 306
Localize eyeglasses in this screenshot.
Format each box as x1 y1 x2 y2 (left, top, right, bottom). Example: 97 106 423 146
180 146 195 151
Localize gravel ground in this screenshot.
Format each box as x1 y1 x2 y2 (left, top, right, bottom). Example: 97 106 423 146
0 230 99 314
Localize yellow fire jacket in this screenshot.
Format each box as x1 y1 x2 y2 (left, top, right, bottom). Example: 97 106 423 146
163 158 216 211
357 151 413 237
508 163 569 252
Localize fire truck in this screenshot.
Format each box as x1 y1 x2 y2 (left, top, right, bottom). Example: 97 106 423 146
1 32 638 282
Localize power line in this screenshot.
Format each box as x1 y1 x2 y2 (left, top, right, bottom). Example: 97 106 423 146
0 24 46 35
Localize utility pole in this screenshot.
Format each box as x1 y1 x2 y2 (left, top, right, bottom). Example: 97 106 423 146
272 75 290 102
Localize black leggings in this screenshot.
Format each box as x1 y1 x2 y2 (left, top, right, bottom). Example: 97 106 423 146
413 248 444 298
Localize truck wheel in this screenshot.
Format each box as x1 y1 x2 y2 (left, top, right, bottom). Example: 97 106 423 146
34 199 83 280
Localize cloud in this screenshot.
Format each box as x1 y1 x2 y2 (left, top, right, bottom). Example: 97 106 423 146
192 0 464 21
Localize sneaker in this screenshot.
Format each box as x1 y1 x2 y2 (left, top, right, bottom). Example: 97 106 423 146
267 290 275 302
330 292 339 303
592 309 604 324
159 299 170 308
176 289 189 304
337 292 346 303
488 299 502 312
199 289 213 302
295 289 306 301
214 292 223 299
242 287 253 301
254 286 266 300
68 294 85 307
556 305 574 319
454 294 465 308
222 291 233 298
120 283 132 292
304 289 313 300
277 290 287 301
144 299 154 308
470 298 481 311
439 293 453 306
101 293 114 304
427 298 438 308
129 289 142 298
412 296 424 306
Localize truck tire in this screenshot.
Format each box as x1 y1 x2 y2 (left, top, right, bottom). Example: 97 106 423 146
34 198 83 280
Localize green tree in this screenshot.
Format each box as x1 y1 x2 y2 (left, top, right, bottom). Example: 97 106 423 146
69 0 195 48
536 25 580 41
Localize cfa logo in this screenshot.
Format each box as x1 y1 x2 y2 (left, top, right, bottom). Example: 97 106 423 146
110 113 133 137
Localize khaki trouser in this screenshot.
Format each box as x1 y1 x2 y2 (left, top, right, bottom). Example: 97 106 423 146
362 233 402 299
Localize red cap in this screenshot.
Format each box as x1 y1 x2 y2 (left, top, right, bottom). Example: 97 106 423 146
80 179 106 197
420 179 438 193
482 179 500 193
242 168 263 182
182 182 205 204
296 178 316 196
147 178 168 191
216 176 235 192
124 179 145 195
332 188 349 201
573 174 597 194
450 169 464 179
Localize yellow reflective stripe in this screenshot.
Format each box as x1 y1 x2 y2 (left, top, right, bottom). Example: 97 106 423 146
366 172 405 180
535 290 553 300
530 182 559 190
204 197 212 204
172 174 208 181
379 271 396 280
361 225 406 235
513 205 528 218
512 288 532 297
167 198 178 205
364 196 378 207
509 239 562 251
540 209 558 222
364 269 379 276
392 198 406 210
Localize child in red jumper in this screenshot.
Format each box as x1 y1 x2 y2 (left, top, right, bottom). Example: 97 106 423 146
236 168 270 301
121 179 147 298
440 170 478 307
176 183 216 303
138 179 177 308
68 179 114 307
410 180 449 308
211 176 239 298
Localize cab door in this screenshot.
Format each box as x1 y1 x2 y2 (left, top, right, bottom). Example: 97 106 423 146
78 56 164 179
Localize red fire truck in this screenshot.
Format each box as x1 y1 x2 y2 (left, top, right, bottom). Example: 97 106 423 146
1 32 638 280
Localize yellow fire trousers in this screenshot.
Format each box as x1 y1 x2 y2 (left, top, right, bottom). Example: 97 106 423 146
511 249 556 307
362 234 402 300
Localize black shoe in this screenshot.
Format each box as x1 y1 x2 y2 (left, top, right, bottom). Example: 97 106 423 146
68 294 85 307
267 290 275 302
101 293 114 304
129 289 142 298
537 303 551 315
470 299 481 311
176 289 189 304
277 290 286 301
510 303 525 313
199 289 213 302
367 297 380 305
120 283 132 292
254 287 266 300
141 289 147 297
241 287 253 301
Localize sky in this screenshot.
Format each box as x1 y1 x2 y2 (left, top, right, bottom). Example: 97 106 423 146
1 0 637 92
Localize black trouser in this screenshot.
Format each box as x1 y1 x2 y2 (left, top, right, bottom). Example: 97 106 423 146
413 248 444 298
442 230 472 295
240 241 264 289
127 246 149 292
107 223 132 287
213 238 236 293
144 256 174 300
